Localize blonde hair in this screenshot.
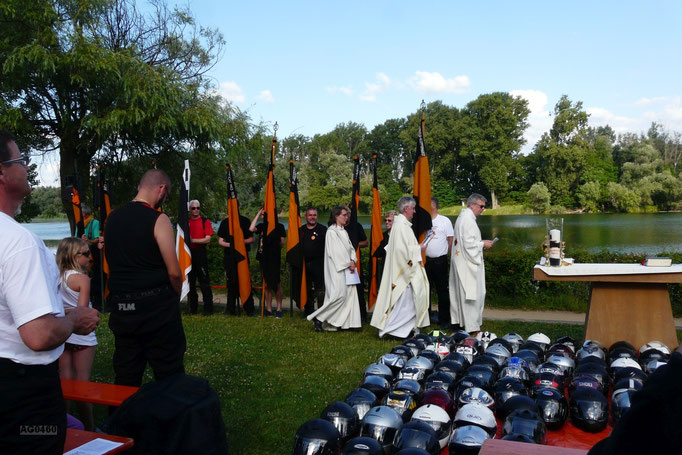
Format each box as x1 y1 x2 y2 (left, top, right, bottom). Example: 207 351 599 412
56 237 89 275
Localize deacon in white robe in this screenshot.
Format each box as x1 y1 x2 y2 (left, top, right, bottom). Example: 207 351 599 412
449 193 494 333
371 197 430 338
307 209 361 330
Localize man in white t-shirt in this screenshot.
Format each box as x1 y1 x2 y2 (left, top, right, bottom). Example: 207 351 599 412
424 197 455 329
0 130 99 454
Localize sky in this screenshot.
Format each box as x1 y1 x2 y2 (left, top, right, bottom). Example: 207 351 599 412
35 0 682 185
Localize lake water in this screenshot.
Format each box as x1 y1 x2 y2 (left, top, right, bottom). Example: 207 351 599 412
21 212 682 254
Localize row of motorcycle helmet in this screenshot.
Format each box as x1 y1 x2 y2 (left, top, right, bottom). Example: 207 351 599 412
293 330 672 455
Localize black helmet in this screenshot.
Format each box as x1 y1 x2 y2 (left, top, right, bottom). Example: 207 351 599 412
568 375 605 396
612 378 644 396
321 401 359 443
421 388 456 418
341 436 384 455
534 388 568 430
518 340 545 358
453 375 485 402
433 359 465 381
364 363 394 382
382 390 418 420
613 366 647 384
501 433 536 443
531 372 564 396
346 388 379 420
502 409 547 444
359 406 404 452
569 387 609 433
611 388 637 424
638 348 670 369
451 330 471 344
424 372 456 395
293 418 342 455
413 333 433 345
574 362 611 394
403 339 427 357
535 361 564 378
443 352 471 370
609 340 637 355
556 336 576 353
471 354 502 373
394 449 431 455
463 365 496 391
546 343 575 361
493 377 527 408
497 395 539 421
391 345 415 362
514 349 540 372
360 375 391 400
448 425 490 455
392 379 423 400
391 420 440 455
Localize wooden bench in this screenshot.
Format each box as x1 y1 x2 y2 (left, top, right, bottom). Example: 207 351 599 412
64 428 133 454
61 378 139 407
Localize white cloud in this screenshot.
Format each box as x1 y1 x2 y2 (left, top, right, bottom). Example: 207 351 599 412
635 96 670 106
586 107 639 133
218 81 245 103
327 86 354 96
257 89 274 104
409 71 470 94
511 89 553 153
359 72 391 102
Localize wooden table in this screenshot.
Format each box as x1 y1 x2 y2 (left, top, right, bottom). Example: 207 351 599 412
64 429 133 454
533 264 681 349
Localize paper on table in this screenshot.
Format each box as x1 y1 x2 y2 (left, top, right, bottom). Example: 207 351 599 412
64 438 123 455
345 268 361 285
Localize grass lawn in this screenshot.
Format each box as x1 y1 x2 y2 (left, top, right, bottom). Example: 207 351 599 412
87 312 679 454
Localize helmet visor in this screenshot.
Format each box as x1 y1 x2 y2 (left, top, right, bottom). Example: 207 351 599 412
292 437 330 455
360 423 396 444
576 399 608 421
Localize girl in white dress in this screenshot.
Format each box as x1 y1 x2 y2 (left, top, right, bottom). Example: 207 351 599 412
56 237 98 430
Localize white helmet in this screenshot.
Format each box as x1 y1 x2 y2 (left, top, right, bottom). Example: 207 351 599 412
527 333 551 351
411 404 453 449
502 333 524 353
425 342 451 360
639 341 671 356
454 403 497 437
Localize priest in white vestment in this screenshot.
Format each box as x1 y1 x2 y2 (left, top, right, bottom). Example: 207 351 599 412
308 206 361 331
449 193 495 334
370 197 430 338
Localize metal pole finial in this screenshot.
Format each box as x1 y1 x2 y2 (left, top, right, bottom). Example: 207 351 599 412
420 100 426 111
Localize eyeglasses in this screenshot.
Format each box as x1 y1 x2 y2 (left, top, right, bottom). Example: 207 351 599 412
190 207 200 210
477 204 486 209
1 155 30 166
77 250 90 256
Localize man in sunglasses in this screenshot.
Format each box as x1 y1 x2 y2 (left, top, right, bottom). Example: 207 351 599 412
0 130 99 453
449 193 495 336
187 200 214 315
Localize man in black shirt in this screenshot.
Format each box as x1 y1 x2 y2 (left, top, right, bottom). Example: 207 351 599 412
105 169 186 387
250 209 286 318
217 214 255 315
300 208 327 316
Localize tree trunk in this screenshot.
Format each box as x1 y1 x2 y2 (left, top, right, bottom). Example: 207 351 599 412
490 190 499 210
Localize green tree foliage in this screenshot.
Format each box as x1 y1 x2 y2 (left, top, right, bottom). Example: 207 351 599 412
577 181 602 212
526 182 551 213
605 182 639 212
0 0 228 230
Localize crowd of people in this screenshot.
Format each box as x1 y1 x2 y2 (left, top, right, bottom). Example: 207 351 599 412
0 127 499 451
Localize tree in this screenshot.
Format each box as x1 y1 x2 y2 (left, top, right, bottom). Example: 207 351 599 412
577 181 602 213
0 0 227 231
527 182 551 213
605 182 639 212
459 92 530 209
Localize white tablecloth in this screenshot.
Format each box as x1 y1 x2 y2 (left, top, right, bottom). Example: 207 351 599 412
534 263 682 277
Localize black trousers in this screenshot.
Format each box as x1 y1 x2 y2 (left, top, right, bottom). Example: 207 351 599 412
188 247 213 315
303 257 325 316
109 287 187 387
425 254 451 327
0 359 66 455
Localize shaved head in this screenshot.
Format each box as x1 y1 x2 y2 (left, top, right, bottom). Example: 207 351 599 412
138 169 170 189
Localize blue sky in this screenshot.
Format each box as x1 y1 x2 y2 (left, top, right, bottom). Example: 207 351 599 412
35 1 682 185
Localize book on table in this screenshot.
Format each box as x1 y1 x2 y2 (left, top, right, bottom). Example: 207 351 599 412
643 257 673 267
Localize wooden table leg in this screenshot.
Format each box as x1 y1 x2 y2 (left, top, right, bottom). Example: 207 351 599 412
584 282 678 350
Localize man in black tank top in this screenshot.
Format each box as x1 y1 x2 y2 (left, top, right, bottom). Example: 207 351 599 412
104 169 186 387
